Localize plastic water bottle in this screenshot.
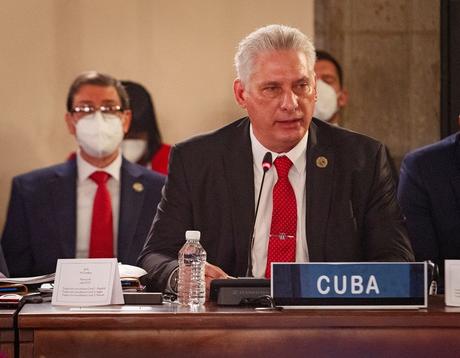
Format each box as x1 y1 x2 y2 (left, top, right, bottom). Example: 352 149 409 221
178 230 207 306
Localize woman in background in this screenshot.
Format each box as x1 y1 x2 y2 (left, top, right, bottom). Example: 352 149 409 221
121 81 170 175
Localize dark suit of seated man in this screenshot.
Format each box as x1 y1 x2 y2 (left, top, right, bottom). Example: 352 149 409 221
0 247 9 277
398 122 460 286
1 71 165 277
137 25 414 295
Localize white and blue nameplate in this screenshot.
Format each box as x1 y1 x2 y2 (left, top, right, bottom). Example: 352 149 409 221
271 262 427 309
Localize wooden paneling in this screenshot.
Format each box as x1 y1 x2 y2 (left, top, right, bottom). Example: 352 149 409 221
17 296 460 358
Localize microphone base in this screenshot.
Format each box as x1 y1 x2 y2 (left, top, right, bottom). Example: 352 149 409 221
210 278 270 306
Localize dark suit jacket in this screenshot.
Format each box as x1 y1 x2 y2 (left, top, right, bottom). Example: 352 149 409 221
138 117 414 291
0 247 9 277
1 157 165 277
398 132 460 277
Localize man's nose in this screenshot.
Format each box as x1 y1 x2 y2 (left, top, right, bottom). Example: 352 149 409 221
280 90 299 112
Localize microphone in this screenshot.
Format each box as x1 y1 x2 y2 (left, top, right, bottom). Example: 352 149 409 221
246 152 272 277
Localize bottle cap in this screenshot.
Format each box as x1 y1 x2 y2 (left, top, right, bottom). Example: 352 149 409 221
185 230 201 241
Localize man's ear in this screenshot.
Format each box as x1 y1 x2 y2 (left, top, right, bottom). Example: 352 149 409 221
233 79 247 108
338 88 349 108
121 110 132 134
65 113 76 135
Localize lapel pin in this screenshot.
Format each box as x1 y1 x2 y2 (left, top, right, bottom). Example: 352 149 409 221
132 182 144 192
316 156 328 168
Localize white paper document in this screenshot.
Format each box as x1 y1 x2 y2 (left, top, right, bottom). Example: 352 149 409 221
0 273 55 285
445 260 460 306
52 258 124 306
118 263 147 279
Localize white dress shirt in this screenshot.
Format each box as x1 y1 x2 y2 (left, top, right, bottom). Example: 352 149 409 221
250 125 309 277
76 150 122 258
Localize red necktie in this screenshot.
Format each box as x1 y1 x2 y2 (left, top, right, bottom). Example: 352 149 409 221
89 171 114 258
265 156 297 278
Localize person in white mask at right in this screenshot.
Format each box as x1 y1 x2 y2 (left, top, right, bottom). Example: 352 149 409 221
1 71 165 277
313 50 349 125
314 50 398 182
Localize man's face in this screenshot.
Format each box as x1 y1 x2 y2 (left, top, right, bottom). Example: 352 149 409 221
314 59 348 110
65 84 131 135
234 49 315 153
314 59 341 93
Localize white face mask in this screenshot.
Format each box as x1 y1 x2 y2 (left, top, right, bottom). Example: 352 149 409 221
313 79 338 122
122 139 148 163
76 112 124 158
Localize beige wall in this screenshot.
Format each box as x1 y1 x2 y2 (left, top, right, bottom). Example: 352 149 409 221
0 0 314 228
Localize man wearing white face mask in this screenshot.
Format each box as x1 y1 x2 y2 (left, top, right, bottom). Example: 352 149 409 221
314 50 399 182
1 71 165 277
313 50 349 125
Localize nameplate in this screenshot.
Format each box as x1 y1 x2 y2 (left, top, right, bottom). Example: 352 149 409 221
52 259 124 306
271 262 427 309
445 260 460 306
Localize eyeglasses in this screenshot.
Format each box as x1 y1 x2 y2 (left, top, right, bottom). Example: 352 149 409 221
70 105 124 117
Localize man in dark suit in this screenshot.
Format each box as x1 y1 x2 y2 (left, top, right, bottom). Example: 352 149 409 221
1 71 165 277
138 25 413 293
398 121 460 284
0 247 8 277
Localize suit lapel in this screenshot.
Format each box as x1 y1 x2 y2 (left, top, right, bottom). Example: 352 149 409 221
222 119 254 274
51 160 77 258
118 159 146 263
306 120 335 261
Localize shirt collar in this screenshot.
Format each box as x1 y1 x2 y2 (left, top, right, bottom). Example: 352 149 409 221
250 124 308 175
76 149 122 183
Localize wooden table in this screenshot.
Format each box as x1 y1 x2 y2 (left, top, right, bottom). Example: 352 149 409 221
0 309 17 358
17 296 460 358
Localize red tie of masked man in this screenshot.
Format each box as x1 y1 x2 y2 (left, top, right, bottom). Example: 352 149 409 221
89 171 114 258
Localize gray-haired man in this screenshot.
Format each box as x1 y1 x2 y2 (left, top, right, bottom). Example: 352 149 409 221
138 24 414 296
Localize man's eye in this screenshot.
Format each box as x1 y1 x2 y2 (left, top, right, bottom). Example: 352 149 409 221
294 83 311 93
100 105 122 114
73 106 94 113
262 86 281 96
321 77 335 85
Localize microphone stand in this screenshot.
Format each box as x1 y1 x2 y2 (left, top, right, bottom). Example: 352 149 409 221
246 152 272 277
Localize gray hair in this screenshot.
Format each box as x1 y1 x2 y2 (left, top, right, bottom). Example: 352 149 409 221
234 24 316 84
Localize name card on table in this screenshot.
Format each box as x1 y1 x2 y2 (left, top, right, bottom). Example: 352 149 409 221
271 262 427 309
445 260 460 306
52 258 124 306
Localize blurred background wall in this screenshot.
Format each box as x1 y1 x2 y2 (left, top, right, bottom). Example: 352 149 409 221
315 0 440 168
0 0 443 230
0 0 314 228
